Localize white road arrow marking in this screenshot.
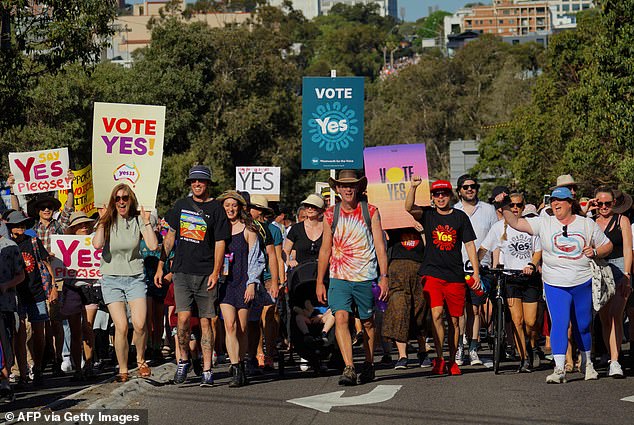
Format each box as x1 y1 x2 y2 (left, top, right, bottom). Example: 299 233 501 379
621 395 634 403
287 385 402 413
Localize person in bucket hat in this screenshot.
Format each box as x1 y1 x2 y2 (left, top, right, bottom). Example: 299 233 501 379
155 164 231 387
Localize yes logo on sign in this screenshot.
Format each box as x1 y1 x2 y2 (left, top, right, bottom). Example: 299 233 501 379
308 88 359 152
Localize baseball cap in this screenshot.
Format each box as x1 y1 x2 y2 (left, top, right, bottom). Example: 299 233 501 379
550 187 573 200
431 180 452 192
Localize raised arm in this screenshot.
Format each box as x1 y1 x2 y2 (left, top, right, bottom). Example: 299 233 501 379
405 175 423 221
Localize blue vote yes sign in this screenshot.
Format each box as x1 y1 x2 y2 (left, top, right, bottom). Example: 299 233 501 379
301 77 364 170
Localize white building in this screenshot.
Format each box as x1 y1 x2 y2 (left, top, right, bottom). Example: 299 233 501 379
539 0 594 28
268 0 398 19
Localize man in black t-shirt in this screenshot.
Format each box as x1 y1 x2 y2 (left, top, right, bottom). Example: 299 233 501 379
405 177 481 377
155 165 230 387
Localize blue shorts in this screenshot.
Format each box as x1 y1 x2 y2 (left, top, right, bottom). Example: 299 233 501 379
100 274 147 305
328 279 375 320
17 300 49 323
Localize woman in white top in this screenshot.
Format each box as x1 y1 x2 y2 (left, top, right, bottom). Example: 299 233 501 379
480 193 542 373
499 187 612 384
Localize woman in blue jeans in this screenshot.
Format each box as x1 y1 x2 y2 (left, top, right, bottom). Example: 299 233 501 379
499 187 612 383
93 184 157 382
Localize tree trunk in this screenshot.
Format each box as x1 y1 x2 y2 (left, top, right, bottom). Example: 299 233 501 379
1 5 11 52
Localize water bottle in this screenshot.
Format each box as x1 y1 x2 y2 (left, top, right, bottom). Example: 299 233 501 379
466 275 484 297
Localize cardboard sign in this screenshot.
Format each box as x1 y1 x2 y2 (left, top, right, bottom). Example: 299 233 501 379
50 235 102 280
302 77 364 170
235 166 281 201
8 148 71 195
92 102 166 210
364 144 431 230
58 164 96 216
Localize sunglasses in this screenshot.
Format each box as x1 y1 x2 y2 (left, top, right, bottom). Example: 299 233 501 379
509 202 524 208
550 197 569 203
310 241 318 255
597 201 612 208
562 225 568 238
115 195 130 203
303 204 319 210
431 191 451 198
40 206 54 211
190 179 207 184
461 184 480 191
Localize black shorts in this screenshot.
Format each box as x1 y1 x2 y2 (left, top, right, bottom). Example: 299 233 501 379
466 288 487 306
505 276 542 303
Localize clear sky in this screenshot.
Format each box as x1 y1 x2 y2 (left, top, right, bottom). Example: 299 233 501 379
398 1 469 21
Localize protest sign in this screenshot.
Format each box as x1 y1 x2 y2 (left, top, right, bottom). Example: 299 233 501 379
50 235 102 280
58 165 96 216
235 166 281 201
92 102 166 210
364 144 431 230
8 148 71 195
302 77 364 170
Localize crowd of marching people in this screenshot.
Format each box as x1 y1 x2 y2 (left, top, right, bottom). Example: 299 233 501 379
0 164 632 403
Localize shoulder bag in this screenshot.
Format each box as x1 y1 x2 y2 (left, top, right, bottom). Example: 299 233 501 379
584 219 616 311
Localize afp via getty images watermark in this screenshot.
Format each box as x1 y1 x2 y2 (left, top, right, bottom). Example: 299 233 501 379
3 409 148 425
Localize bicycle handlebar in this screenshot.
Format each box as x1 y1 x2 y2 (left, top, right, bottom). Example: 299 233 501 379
480 267 526 276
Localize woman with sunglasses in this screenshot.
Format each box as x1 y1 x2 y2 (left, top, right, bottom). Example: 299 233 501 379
499 186 612 383
93 184 158 382
590 186 632 378
217 190 265 387
480 193 542 372
283 194 325 268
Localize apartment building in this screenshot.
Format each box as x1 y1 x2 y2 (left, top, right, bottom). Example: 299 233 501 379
268 0 398 19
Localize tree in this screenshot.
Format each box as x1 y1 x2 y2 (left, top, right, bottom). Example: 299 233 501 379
475 2 634 197
0 0 116 130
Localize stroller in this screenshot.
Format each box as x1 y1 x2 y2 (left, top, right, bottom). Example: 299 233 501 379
286 260 338 375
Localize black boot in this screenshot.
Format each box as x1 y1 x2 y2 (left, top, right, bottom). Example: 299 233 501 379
239 361 248 386
229 363 241 387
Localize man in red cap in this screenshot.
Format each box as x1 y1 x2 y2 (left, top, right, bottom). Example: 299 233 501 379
405 176 481 376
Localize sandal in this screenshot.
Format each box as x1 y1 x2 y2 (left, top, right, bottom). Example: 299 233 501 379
137 361 151 378
115 372 130 383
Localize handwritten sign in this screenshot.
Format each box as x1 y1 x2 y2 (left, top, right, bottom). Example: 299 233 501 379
364 144 431 230
58 165 96 216
235 166 281 201
50 235 102 280
92 102 166 210
9 148 71 195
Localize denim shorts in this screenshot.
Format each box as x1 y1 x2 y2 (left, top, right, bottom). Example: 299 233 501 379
17 300 49 323
100 274 147 305
328 278 375 320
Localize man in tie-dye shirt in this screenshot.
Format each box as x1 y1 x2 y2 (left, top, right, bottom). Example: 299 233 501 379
316 170 389 386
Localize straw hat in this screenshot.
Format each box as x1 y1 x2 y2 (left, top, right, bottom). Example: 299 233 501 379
217 190 247 208
328 170 367 193
248 194 274 215
68 211 95 228
549 174 577 191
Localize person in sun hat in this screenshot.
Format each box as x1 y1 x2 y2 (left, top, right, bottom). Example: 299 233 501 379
246 194 282 373
406 177 480 377
498 185 612 384
317 170 389 386
154 165 230 387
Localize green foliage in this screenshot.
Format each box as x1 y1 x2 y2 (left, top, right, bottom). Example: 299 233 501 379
416 10 451 39
475 2 634 197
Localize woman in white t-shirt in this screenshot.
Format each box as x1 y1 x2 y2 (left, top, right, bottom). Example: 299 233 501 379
499 187 612 384
480 193 542 373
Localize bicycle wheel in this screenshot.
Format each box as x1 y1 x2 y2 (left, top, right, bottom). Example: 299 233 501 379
493 297 504 374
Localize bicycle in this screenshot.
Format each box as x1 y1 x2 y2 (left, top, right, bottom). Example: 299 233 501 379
480 267 526 374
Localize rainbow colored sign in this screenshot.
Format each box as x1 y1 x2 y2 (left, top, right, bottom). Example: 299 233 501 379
92 102 166 210
364 144 430 230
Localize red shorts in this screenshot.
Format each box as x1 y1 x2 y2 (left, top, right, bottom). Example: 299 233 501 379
422 275 466 317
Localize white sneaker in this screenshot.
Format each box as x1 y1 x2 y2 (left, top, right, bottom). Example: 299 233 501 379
581 361 598 381
608 360 624 379
455 345 464 366
61 358 73 373
469 349 483 366
299 357 309 372
546 367 566 384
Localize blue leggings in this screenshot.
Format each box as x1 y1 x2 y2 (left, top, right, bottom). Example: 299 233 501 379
544 279 592 355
